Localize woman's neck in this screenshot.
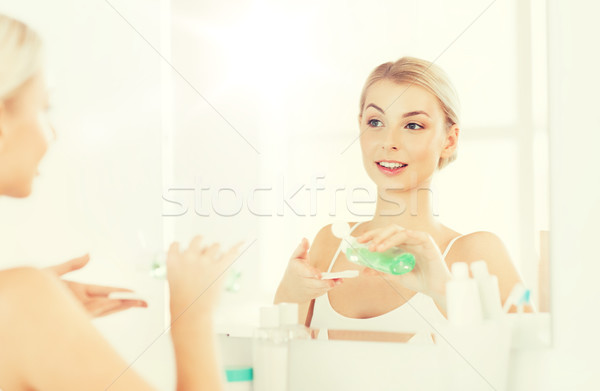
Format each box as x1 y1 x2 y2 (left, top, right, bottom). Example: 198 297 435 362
369 184 442 232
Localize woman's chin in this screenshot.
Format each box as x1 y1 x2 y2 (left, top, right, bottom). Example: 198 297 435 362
8 181 34 198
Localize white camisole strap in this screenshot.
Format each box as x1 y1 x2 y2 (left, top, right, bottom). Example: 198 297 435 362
442 234 464 258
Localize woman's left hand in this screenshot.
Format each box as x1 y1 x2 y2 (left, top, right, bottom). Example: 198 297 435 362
356 225 452 307
45 254 148 317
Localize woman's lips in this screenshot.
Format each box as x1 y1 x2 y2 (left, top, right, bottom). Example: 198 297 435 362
375 161 408 176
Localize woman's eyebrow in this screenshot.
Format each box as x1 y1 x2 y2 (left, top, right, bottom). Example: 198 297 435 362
365 103 385 113
402 110 430 118
365 104 431 119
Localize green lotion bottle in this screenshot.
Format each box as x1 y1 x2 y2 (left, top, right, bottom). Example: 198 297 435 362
331 222 416 276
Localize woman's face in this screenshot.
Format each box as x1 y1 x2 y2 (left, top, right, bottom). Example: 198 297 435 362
359 79 457 192
0 72 51 197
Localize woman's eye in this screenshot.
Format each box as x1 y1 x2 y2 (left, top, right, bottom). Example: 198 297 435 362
368 119 383 128
406 122 423 130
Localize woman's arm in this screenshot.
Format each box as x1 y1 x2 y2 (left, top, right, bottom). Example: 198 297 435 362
44 254 148 318
452 231 524 308
357 226 526 315
0 267 155 391
166 238 240 391
0 238 239 391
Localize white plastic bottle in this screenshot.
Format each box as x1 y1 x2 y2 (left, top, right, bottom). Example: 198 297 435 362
278 303 310 341
470 260 503 320
224 366 253 391
253 306 287 391
446 262 483 326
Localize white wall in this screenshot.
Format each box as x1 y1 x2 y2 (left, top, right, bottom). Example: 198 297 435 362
521 0 600 389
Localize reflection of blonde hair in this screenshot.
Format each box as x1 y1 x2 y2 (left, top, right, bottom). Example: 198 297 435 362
0 14 43 100
359 57 460 169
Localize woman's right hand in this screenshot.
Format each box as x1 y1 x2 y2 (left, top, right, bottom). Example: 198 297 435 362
274 238 342 304
166 236 240 323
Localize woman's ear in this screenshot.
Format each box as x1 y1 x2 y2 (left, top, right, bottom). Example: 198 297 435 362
440 124 459 158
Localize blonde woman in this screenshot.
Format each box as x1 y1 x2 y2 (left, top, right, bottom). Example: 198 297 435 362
275 57 524 341
0 14 237 390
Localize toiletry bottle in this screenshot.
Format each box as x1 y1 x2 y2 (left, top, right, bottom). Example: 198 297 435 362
446 262 483 326
224 366 253 391
470 260 503 320
253 306 286 391
502 282 528 313
331 222 416 275
278 303 310 340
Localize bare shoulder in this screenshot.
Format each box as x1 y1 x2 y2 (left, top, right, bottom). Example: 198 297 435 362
448 231 521 298
454 231 509 256
0 267 62 331
0 267 59 306
309 222 359 271
0 267 51 291
447 231 512 267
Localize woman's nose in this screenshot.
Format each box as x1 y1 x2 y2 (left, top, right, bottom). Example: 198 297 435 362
381 129 399 151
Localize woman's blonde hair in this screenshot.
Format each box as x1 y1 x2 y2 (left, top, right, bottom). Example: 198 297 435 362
0 13 43 100
359 56 460 169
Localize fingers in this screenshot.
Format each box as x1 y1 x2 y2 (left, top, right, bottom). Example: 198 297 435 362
367 226 406 250
360 267 381 277
292 259 322 279
85 284 133 297
357 226 404 245
202 242 221 258
357 228 381 243
119 299 148 308
374 231 410 252
290 238 310 261
189 235 205 253
90 299 148 318
219 242 242 266
358 226 430 252
304 276 341 291
169 237 241 272
45 253 90 276
168 242 180 257
167 242 181 265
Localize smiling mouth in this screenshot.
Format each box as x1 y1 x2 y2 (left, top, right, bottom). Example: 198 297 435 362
375 160 408 175
376 161 408 169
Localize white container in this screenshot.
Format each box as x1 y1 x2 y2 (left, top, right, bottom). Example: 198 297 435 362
446 262 482 326
278 303 310 340
436 321 511 391
253 306 287 391
471 260 503 320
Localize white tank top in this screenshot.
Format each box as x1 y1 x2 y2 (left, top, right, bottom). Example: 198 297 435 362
311 222 463 343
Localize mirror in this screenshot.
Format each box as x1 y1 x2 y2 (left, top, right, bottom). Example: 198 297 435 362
0 1 550 389
165 0 550 344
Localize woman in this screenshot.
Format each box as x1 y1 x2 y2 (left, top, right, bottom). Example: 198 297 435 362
0 13 238 390
275 57 524 341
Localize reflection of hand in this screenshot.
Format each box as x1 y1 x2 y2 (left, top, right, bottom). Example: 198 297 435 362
356 225 451 306
166 236 241 320
275 238 342 305
45 254 148 317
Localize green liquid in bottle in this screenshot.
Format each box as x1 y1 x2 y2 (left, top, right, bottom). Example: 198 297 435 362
344 239 416 275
